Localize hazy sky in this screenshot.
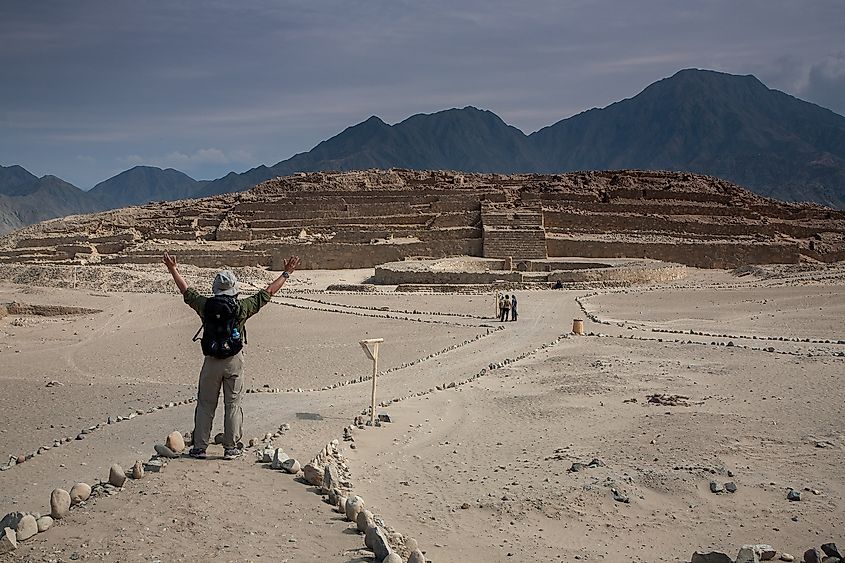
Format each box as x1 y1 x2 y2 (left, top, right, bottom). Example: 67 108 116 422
2 0 844 188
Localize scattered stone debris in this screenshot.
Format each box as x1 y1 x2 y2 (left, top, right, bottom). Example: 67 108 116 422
647 393 703 406
611 488 629 503
568 458 606 472
692 542 839 563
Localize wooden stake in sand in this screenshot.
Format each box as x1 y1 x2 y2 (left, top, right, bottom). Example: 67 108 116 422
359 338 384 425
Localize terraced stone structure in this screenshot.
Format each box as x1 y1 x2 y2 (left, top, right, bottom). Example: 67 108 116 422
0 169 843 269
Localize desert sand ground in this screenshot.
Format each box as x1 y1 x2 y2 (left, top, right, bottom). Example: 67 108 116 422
0 263 843 562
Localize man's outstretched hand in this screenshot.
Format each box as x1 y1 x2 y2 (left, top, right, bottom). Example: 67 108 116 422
163 252 188 294
163 252 177 270
284 256 301 274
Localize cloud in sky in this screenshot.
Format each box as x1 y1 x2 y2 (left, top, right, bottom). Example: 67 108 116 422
120 148 254 172
0 0 843 188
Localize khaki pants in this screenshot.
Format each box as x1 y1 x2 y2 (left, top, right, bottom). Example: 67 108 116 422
193 352 244 450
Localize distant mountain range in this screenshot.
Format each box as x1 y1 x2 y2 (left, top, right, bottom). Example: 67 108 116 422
2 68 844 235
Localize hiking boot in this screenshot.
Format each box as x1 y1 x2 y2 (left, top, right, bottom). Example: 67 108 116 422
223 447 243 460
188 447 207 459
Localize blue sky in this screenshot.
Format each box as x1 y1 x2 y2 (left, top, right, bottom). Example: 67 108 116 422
2 0 843 188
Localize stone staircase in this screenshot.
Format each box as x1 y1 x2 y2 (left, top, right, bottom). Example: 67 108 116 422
481 203 548 259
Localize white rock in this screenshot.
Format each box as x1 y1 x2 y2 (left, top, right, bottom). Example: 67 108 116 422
36 516 53 532
50 488 71 519
15 515 37 541
345 495 364 522
70 483 91 504
384 553 403 563
281 458 300 474
270 449 289 470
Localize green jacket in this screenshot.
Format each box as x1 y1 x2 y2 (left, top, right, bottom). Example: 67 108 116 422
183 288 272 343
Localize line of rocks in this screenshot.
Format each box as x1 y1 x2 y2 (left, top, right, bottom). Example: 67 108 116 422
0 397 196 473
0 424 297 556
0 445 174 556
284 332 574 561
298 438 424 562
284 294 489 320
692 540 842 563
245 326 505 395
266 295 487 328
598 332 845 358
576 293 845 350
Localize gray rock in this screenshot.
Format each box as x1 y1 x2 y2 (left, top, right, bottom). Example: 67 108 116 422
322 463 339 493
70 483 91 504
0 513 25 531
691 552 733 563
345 495 364 522
709 481 724 494
35 516 53 533
408 549 426 563
804 548 822 563
0 528 17 554
370 526 391 561
384 553 403 563
357 509 374 533
786 489 801 501
109 463 127 487
144 459 165 473
611 488 629 503
736 546 760 563
749 545 776 560
154 444 181 458
214 432 224 445
15 515 37 542
270 448 289 470
281 458 300 474
364 524 378 550
50 488 71 519
724 481 738 493
261 447 274 463
822 545 843 559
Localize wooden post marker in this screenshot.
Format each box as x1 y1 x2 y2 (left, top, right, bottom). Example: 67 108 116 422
359 338 384 425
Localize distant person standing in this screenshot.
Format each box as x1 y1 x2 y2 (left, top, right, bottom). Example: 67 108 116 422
500 293 511 322
163 251 301 460
510 294 518 322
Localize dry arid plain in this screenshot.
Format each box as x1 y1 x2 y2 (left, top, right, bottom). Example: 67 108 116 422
0 260 843 563
0 170 843 563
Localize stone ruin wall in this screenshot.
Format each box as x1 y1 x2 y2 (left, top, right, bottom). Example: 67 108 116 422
0 169 842 271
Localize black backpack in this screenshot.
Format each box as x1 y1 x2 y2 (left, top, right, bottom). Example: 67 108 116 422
194 295 243 359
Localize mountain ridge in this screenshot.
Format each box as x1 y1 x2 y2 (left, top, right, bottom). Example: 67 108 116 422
2 68 844 235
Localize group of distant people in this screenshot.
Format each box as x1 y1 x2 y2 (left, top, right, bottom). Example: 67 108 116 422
496 293 518 322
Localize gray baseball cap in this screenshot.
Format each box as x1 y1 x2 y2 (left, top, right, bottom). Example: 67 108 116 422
212 270 239 296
